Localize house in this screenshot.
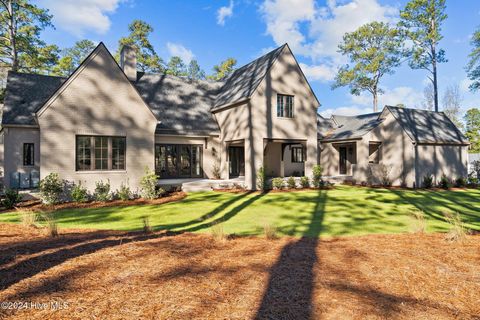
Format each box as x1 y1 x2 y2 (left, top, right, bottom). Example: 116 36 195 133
468 153 480 177
0 42 468 192
319 106 469 187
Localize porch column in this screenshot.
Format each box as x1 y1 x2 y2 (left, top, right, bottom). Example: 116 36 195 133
304 137 318 179
354 139 369 183
220 140 229 179
244 136 264 190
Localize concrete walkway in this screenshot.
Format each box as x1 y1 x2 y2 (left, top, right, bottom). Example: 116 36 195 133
158 177 245 192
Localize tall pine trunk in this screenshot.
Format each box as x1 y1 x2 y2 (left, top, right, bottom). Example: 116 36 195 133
7 0 18 72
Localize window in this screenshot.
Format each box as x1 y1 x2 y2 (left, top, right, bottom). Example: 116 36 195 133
23 143 34 166
277 94 294 118
155 144 202 178
369 142 381 164
76 136 126 171
291 146 304 163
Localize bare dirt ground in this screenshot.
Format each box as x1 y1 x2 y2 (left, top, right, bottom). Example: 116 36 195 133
0 223 478 320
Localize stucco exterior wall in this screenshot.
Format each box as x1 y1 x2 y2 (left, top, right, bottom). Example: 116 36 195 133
154 135 221 179
368 112 416 187
216 47 319 189
37 46 158 193
2 127 40 188
283 145 305 176
416 144 468 186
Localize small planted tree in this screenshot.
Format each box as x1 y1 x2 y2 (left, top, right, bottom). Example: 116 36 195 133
256 166 267 192
312 165 323 188
140 167 159 199
39 173 63 205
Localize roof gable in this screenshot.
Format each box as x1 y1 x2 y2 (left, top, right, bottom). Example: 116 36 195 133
385 106 468 144
36 42 157 122
321 112 383 141
212 44 287 111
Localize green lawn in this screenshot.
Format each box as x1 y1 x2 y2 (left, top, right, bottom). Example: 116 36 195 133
1 186 479 237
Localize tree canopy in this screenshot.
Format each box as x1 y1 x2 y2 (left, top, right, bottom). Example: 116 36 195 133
116 20 164 73
208 58 236 80
333 21 404 112
52 40 96 76
465 108 480 153
399 0 447 112
187 59 205 80
0 0 57 73
165 56 187 77
466 27 480 92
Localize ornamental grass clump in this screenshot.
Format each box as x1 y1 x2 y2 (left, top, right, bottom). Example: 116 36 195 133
409 210 426 234
444 212 467 243
41 212 58 238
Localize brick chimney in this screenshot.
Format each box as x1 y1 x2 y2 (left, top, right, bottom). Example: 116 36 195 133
120 45 137 81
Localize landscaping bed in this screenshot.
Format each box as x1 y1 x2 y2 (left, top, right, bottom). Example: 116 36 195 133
0 223 478 319
0 192 186 214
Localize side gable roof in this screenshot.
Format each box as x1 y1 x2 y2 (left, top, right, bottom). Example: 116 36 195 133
2 72 66 125
321 112 383 141
384 106 468 145
212 44 286 111
36 42 157 122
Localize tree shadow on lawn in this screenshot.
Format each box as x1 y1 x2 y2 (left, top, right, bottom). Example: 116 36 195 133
254 190 326 319
389 189 480 231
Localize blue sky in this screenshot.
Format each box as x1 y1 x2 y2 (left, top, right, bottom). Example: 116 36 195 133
35 0 480 116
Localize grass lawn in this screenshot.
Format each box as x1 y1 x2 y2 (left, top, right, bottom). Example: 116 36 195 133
0 185 479 237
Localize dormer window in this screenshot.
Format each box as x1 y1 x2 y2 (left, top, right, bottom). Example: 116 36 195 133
277 94 294 118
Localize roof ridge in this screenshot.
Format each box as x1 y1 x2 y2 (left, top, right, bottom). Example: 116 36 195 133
8 71 67 80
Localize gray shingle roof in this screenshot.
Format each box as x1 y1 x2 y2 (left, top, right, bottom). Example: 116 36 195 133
213 44 286 110
321 112 383 141
386 106 468 144
133 73 222 135
2 72 66 125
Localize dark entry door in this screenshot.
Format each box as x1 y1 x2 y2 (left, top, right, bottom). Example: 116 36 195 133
339 146 347 175
229 147 245 177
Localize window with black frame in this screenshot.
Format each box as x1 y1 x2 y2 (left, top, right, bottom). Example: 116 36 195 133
23 143 34 166
76 136 126 171
155 144 202 178
291 146 304 163
277 94 294 118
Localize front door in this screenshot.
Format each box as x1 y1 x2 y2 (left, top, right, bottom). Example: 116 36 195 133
229 146 245 178
339 146 347 175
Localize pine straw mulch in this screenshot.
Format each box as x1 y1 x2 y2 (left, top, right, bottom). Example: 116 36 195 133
0 192 187 214
0 224 479 320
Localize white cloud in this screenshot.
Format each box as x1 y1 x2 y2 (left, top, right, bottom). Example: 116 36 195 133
351 86 423 109
299 62 336 82
260 0 398 81
38 0 124 37
166 43 195 63
217 1 234 26
320 106 374 118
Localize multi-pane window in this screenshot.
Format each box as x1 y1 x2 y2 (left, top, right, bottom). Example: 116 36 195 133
23 143 34 166
155 144 202 178
76 136 126 171
277 94 294 118
291 146 304 163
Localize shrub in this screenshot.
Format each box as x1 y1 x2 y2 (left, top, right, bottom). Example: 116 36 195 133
263 222 277 239
71 182 89 203
272 177 284 190
140 167 159 199
409 210 426 234
454 177 466 188
39 173 63 205
2 188 22 209
41 212 58 237
438 173 451 189
256 166 267 191
422 174 433 189
210 223 227 242
286 176 296 189
94 180 111 201
300 176 310 188
117 182 132 201
212 160 221 179
444 212 467 243
21 211 37 227
312 165 323 188
380 164 392 187
142 216 152 234
468 176 478 187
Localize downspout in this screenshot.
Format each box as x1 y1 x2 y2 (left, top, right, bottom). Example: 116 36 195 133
413 141 418 188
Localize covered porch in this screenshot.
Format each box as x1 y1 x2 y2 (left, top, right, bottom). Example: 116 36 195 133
263 139 306 177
